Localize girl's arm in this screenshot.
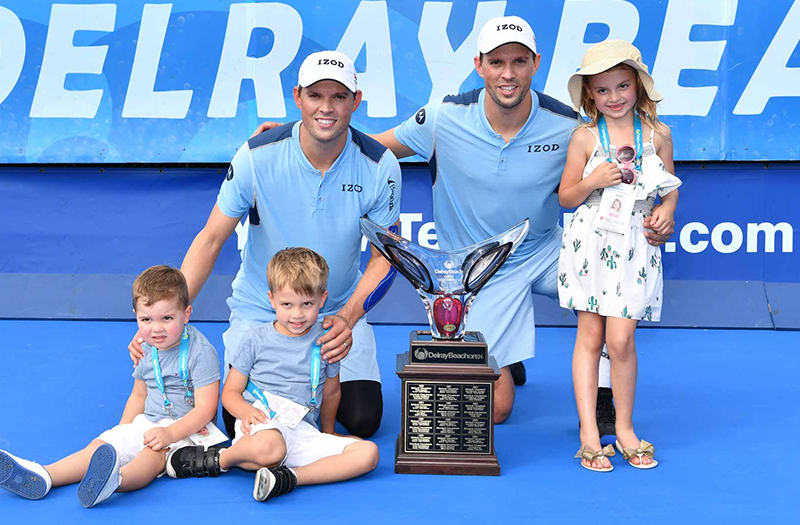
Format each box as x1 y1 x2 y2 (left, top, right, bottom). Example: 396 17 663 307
119 380 147 425
646 127 679 235
558 128 621 209
319 374 341 434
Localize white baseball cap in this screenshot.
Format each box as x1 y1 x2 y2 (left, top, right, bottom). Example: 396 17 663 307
478 16 537 55
298 51 358 93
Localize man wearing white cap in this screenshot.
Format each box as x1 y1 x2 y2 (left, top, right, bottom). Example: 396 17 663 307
376 16 673 426
252 17 675 429
129 51 402 439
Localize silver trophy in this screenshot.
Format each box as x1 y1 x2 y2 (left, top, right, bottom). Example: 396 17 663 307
360 218 529 340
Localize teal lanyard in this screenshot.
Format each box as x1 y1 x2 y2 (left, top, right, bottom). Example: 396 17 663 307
598 113 643 164
246 327 332 419
309 328 330 407
151 326 193 420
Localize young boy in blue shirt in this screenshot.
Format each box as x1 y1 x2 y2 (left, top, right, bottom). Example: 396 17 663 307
0 266 220 507
166 248 379 502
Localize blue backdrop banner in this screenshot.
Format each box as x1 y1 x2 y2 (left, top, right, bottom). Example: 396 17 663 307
1 0 799 163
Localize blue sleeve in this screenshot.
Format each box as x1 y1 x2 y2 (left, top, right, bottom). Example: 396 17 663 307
366 151 402 228
229 329 257 378
325 360 340 379
132 359 144 381
393 100 440 161
188 332 221 389
216 141 255 219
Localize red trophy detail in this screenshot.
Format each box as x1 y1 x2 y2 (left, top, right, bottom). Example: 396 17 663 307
433 295 463 338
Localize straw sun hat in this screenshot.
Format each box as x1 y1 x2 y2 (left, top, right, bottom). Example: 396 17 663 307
567 40 663 112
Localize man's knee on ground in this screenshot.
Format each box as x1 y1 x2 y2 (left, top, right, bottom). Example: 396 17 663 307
250 430 287 467
494 402 513 424
338 411 381 439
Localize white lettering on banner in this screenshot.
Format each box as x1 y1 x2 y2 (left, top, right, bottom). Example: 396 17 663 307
734 0 800 115
747 222 793 253
207 3 302 118
419 1 506 105
545 0 639 107
399 212 423 241
0 7 25 105
711 222 744 254
679 222 709 254
122 4 191 119
30 4 116 118
652 0 738 117
564 214 793 255
235 217 249 251
418 221 437 248
336 1 396 117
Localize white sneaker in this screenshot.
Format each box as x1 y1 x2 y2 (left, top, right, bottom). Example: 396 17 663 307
0 449 52 500
77 444 121 508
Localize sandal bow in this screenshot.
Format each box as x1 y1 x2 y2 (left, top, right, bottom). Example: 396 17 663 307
575 444 616 462
619 440 655 461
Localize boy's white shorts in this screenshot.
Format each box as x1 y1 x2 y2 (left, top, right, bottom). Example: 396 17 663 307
97 413 194 467
233 401 359 469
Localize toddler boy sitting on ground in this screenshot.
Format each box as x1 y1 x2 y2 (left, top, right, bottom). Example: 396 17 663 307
166 248 379 502
0 265 220 507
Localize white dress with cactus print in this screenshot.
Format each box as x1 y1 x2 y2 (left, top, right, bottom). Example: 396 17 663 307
557 129 681 321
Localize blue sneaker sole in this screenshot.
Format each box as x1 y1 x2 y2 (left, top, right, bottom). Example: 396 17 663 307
77 444 117 508
0 451 48 500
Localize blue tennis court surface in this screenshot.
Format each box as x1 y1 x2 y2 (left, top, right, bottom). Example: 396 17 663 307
1 321 798 523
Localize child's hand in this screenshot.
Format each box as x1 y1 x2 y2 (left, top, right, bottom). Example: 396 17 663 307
241 406 269 434
646 203 675 237
143 427 174 451
587 161 622 190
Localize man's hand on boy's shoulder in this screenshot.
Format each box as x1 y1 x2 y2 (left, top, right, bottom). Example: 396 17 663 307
128 330 146 366
318 314 353 364
143 427 174 451
241 405 270 434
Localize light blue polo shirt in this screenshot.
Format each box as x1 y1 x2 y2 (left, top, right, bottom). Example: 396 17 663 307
394 88 578 264
217 121 401 313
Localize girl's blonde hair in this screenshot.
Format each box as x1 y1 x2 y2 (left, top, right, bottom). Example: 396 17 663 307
578 64 670 142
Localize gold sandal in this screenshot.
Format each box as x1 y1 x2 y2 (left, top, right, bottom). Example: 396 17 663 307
615 439 658 469
575 444 616 472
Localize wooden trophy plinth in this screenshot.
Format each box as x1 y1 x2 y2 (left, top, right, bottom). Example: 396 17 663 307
395 330 501 476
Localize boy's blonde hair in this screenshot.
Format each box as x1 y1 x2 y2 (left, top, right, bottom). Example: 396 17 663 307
132 265 190 310
578 64 670 140
267 248 329 297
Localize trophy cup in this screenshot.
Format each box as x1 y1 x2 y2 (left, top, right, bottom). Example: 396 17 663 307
360 217 529 476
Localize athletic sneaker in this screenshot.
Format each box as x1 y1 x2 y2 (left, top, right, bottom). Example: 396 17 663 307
77 444 120 508
166 445 222 478
596 387 617 438
0 449 52 500
509 361 527 386
253 465 297 502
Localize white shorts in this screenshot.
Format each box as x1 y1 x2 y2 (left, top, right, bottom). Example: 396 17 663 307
466 232 561 368
232 401 358 469
97 413 194 468
223 296 379 383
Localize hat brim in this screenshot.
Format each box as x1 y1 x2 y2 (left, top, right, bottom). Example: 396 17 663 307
567 58 663 112
299 77 357 94
480 39 537 55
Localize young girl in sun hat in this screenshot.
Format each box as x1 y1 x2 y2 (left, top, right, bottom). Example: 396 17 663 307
557 40 681 472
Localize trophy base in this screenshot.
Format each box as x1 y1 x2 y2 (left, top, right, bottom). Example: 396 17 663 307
394 437 500 476
396 330 501 476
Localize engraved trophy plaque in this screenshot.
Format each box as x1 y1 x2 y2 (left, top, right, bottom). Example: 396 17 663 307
360 217 529 476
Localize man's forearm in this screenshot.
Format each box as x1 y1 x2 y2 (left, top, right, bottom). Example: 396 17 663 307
335 249 393 328
181 230 226 303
